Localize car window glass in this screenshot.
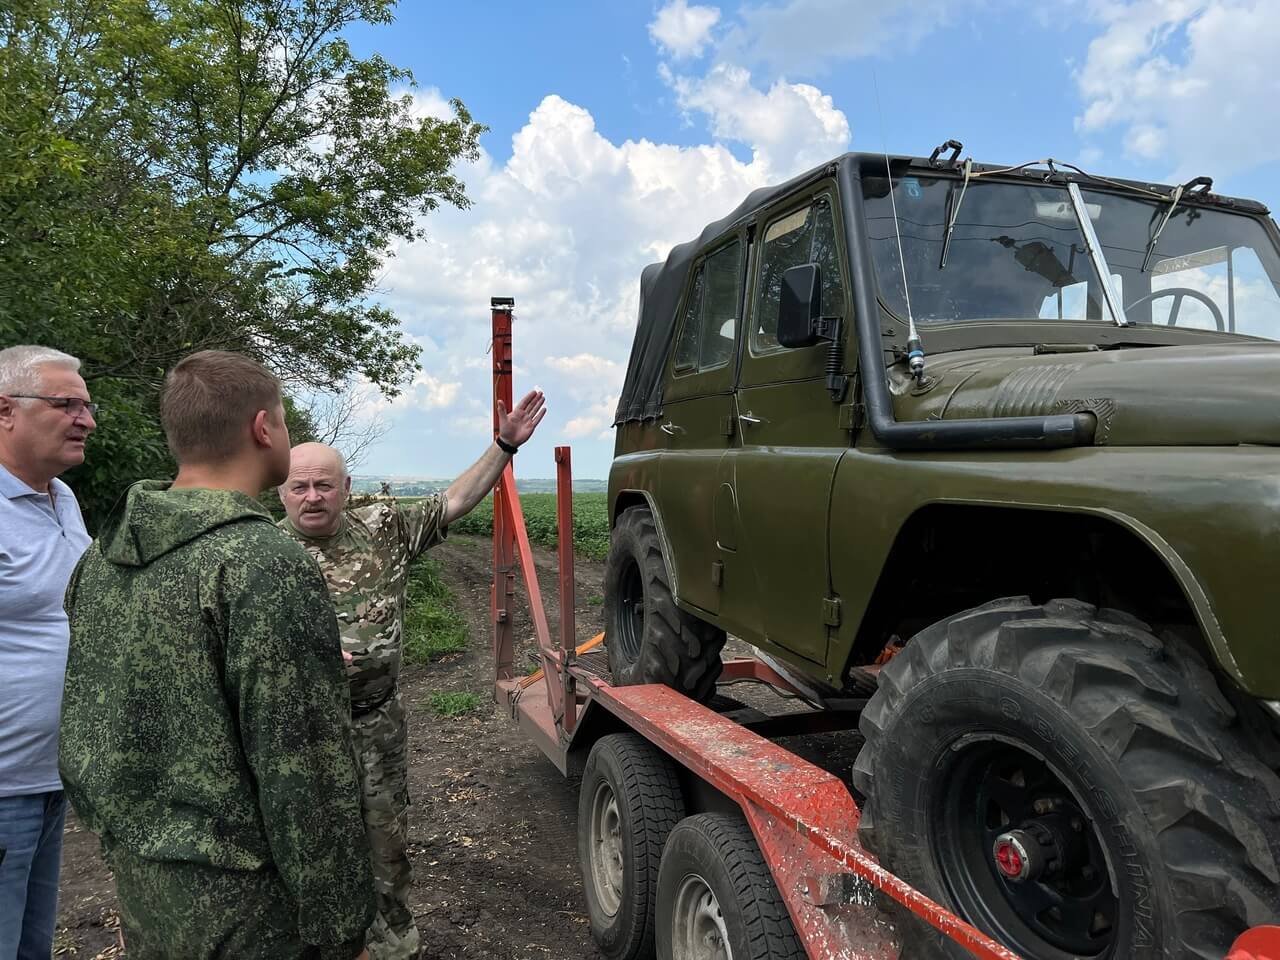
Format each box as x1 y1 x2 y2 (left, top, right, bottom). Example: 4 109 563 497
673 265 704 372
700 240 741 370
753 198 843 354
811 199 845 319
1231 247 1280 337
753 207 813 354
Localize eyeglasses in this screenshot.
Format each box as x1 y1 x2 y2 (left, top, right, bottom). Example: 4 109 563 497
7 395 100 418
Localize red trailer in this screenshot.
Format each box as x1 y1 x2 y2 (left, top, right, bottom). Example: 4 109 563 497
485 297 1280 960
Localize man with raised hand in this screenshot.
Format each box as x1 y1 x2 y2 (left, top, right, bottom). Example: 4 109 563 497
60 350 374 959
278 388 546 960
0 345 95 960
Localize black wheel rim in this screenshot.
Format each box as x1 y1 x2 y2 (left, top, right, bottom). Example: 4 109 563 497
615 557 645 661
931 737 1119 958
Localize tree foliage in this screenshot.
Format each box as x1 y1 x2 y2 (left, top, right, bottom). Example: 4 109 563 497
0 0 482 528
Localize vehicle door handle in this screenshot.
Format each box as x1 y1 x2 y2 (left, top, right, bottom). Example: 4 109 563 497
738 412 762 425
660 421 684 436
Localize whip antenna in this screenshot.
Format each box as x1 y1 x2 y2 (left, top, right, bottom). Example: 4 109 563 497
873 71 926 382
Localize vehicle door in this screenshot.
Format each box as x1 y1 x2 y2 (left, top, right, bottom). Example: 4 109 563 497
657 234 745 618
724 190 852 667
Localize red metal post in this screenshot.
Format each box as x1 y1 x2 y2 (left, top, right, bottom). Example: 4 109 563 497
490 298 516 683
496 466 564 719
488 295 564 719
556 445 577 733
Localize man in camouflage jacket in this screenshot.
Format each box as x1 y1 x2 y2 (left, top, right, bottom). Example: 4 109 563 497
60 351 374 959
279 389 546 960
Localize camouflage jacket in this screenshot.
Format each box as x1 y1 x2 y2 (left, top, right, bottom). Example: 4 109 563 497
281 496 448 711
59 482 373 959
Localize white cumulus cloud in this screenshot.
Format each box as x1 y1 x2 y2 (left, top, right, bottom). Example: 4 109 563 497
1074 0 1280 180
369 79 850 476
649 0 722 59
667 62 850 175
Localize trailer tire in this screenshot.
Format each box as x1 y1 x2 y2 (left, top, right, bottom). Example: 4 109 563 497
604 506 726 702
656 813 804 960
579 733 686 960
852 597 1280 960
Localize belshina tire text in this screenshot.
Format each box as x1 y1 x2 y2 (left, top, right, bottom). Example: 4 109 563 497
604 506 727 702
852 596 1280 960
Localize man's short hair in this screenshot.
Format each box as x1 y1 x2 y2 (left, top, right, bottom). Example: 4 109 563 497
161 351 283 464
0 345 81 395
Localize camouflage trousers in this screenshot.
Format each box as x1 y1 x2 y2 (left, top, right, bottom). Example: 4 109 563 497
106 846 354 959
352 687 419 960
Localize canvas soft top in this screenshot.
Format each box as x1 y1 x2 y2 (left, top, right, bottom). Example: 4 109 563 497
611 150 1266 425
613 156 840 424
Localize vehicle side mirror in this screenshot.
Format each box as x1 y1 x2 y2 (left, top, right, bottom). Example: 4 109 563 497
777 264 830 348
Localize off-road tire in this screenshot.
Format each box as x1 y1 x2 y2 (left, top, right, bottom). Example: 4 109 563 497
655 814 804 960
579 733 686 960
604 506 726 702
852 597 1280 960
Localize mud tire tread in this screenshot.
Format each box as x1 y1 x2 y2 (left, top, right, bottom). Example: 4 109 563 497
604 506 726 702
852 597 1280 959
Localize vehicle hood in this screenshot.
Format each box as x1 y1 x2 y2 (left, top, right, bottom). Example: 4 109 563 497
893 343 1280 446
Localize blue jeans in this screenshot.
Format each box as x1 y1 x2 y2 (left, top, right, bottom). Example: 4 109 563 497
0 791 66 960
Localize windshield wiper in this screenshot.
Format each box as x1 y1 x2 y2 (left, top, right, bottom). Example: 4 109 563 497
1141 177 1212 272
1141 183 1184 273
1067 181 1130 327
939 157 972 270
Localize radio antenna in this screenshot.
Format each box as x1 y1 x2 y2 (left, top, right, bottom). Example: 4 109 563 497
873 71 926 383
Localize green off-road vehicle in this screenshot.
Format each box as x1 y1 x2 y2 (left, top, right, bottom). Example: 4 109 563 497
603 145 1280 958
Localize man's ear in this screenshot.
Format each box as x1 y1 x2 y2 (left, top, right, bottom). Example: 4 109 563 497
0 395 14 430
251 409 271 449
344 474 352 494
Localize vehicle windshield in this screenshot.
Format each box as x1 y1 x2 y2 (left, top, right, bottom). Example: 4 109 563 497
863 173 1280 340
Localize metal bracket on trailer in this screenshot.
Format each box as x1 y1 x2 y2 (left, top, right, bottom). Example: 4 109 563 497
484 295 1280 960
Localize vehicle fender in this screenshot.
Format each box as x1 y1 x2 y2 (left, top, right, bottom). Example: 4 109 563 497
829 446 1280 697
608 487 682 600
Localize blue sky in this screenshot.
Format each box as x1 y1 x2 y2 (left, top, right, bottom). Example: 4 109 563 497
336 0 1280 480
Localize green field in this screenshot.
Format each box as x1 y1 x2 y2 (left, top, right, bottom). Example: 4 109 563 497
403 557 469 665
401 492 611 667
450 491 610 560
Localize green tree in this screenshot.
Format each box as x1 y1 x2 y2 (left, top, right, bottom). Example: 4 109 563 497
0 0 482 528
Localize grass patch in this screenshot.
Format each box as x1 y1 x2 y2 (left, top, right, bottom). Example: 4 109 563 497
403 557 468 665
585 592 604 606
429 691 482 717
450 492 610 560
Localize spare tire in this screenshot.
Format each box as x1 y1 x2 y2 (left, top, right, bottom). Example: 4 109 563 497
852 597 1280 960
603 505 726 702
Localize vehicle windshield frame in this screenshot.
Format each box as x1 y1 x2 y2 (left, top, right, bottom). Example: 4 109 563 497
857 166 1280 344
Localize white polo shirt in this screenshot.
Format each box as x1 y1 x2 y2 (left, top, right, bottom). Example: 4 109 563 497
0 462 90 797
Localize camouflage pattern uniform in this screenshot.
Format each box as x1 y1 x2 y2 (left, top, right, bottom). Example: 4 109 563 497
283 495 449 960
59 482 374 959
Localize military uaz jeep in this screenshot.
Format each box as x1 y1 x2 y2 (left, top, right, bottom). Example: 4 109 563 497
603 146 1280 958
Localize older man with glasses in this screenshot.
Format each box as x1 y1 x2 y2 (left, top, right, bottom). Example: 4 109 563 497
0 345 95 960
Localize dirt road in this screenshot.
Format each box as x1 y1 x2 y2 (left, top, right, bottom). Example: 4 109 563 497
56 534 608 959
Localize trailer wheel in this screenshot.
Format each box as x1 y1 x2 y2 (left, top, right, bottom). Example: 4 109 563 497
604 506 726 702
656 814 804 960
579 733 686 960
852 597 1280 960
